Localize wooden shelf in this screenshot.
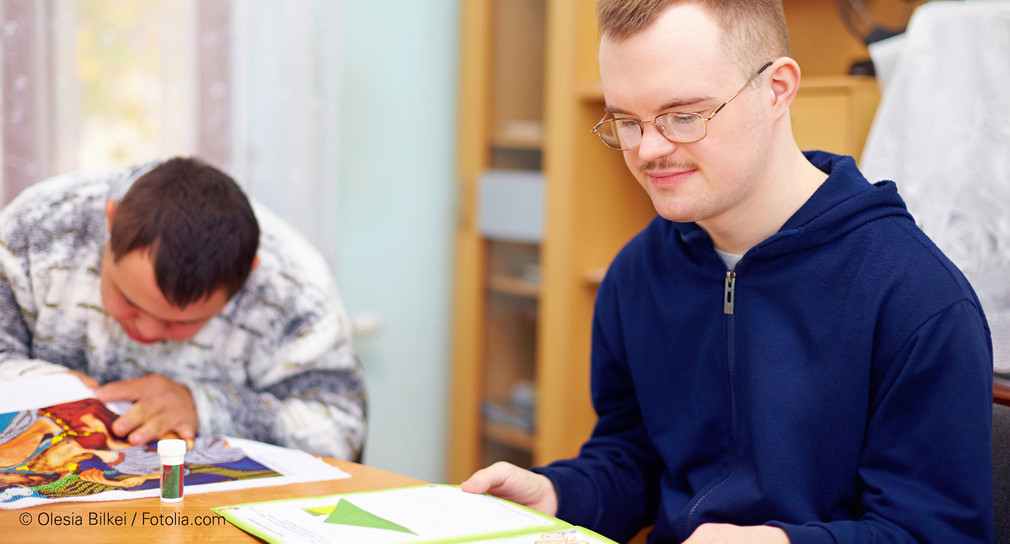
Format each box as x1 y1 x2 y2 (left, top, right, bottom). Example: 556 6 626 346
483 420 535 452
491 137 543 151
488 275 541 299
493 121 544 150
585 267 606 287
579 81 605 103
449 0 617 483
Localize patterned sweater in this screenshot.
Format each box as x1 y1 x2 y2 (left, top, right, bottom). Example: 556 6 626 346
0 166 366 460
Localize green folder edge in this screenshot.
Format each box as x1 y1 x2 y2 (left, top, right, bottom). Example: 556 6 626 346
211 484 583 544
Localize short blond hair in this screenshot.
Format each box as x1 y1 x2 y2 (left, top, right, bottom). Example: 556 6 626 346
597 0 790 76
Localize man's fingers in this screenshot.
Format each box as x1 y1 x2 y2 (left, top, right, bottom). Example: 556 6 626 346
125 417 164 446
461 461 514 494
123 408 181 445
119 402 196 444
460 469 492 494
172 421 197 441
110 403 147 439
95 374 199 443
95 377 143 403
461 462 557 516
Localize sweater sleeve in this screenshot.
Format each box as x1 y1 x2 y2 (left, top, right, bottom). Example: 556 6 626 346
0 205 75 381
532 272 664 543
769 300 994 544
179 280 367 461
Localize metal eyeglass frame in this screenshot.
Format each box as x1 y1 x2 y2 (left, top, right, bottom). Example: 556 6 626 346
591 61 774 150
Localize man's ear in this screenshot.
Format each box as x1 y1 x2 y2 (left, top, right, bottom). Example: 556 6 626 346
252 254 260 270
767 57 802 120
105 199 116 232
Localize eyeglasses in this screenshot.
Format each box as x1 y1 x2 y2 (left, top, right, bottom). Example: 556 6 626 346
591 61 774 150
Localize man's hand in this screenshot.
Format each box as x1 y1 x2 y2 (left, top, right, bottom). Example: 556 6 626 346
460 461 558 516
94 373 198 445
683 523 790 544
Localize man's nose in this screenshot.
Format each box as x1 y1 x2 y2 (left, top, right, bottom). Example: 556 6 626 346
636 121 678 163
134 313 167 339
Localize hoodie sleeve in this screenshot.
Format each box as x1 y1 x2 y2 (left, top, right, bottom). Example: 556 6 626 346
769 299 994 544
532 271 664 543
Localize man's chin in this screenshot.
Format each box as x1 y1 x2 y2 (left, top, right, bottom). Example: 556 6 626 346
123 327 160 344
650 200 697 224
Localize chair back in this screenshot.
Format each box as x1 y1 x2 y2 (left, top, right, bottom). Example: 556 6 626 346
995 402 1010 544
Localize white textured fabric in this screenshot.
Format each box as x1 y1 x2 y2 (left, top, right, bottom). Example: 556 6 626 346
860 1 1010 373
715 248 744 271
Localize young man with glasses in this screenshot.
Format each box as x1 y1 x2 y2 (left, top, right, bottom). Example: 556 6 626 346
463 1 993 543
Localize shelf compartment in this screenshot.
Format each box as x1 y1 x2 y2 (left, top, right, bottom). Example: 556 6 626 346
490 0 545 155
480 436 532 470
584 267 606 287
492 120 544 150
483 420 534 452
478 170 545 244
488 275 540 298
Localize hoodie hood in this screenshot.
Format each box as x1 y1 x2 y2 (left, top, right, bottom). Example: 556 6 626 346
674 151 914 260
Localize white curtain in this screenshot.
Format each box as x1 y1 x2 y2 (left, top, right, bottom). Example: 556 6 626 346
860 1 1010 373
0 0 197 196
227 0 342 265
0 0 341 265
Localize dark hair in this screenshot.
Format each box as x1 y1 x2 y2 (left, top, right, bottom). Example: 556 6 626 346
109 157 260 308
597 0 790 76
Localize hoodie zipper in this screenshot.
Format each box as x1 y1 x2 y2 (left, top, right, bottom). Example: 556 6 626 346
724 271 736 315
684 270 740 536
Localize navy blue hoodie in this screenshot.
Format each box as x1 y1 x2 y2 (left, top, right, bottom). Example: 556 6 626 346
534 152 994 543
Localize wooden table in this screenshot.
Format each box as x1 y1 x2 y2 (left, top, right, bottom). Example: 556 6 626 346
996 380 1010 407
2 459 425 543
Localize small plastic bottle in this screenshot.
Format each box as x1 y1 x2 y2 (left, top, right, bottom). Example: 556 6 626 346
157 439 187 502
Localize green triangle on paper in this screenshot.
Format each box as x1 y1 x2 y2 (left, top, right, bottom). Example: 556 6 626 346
317 499 417 535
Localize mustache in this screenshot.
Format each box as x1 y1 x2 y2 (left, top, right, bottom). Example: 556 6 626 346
640 156 698 175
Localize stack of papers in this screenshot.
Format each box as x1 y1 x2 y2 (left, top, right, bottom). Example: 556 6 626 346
213 484 617 544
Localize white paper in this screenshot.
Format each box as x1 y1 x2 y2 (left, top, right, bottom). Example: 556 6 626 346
0 374 95 413
216 485 574 544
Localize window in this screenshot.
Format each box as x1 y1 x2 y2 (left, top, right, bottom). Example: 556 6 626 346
1 0 233 203
1 0 340 263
